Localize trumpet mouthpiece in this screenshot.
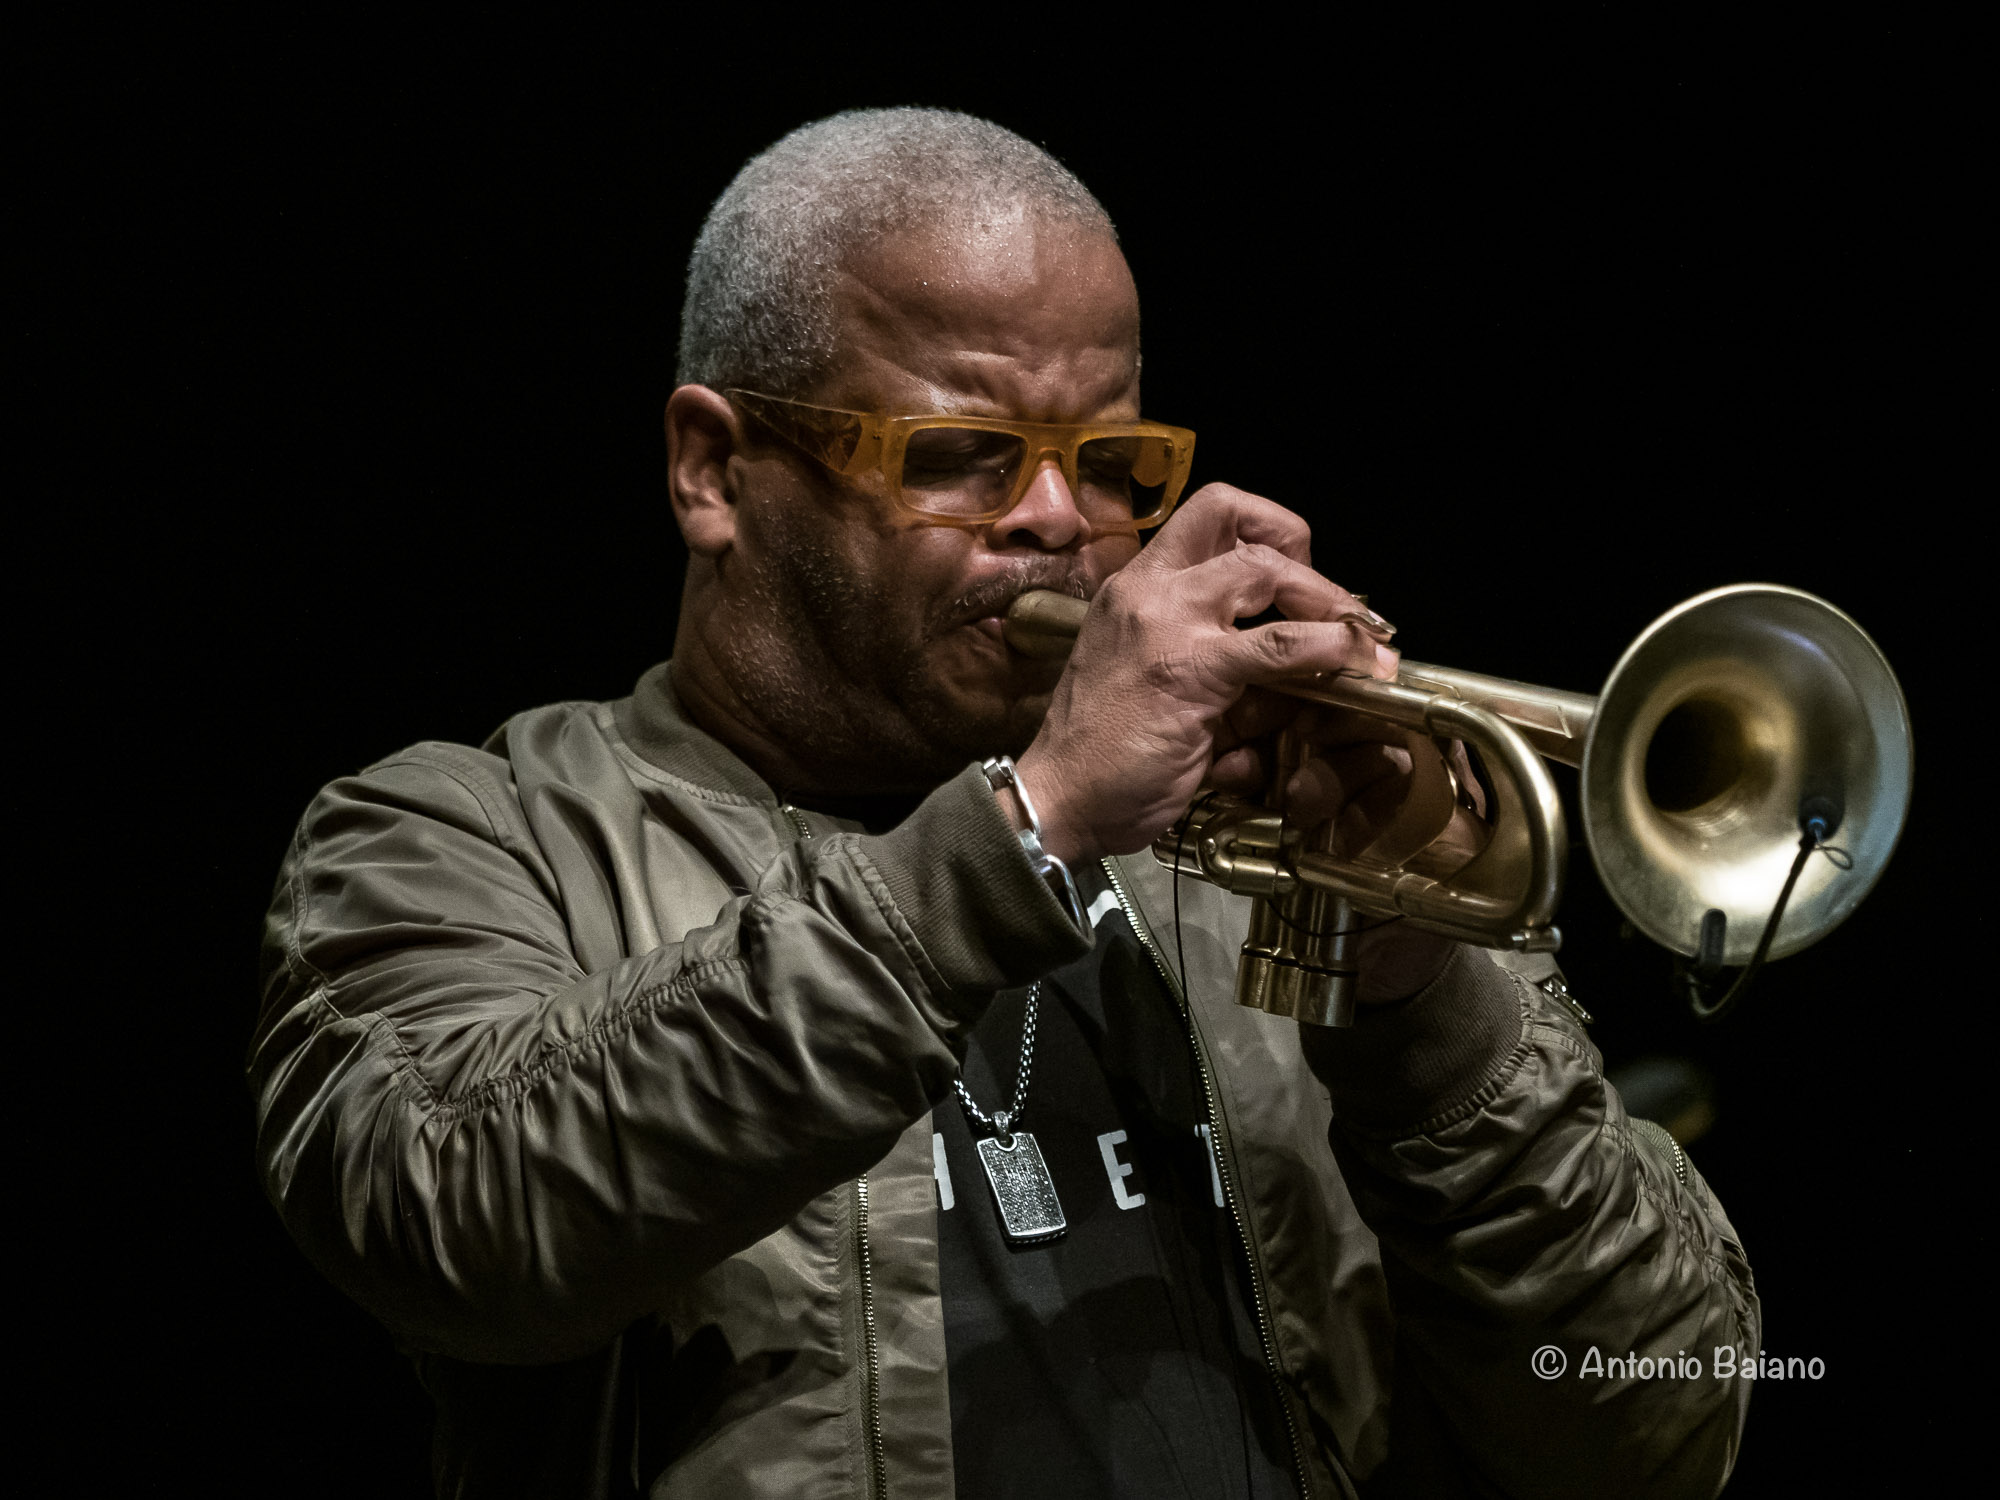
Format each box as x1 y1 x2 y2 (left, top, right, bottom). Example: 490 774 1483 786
1003 590 1089 659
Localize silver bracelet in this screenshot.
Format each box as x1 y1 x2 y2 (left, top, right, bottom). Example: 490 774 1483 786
981 756 1087 933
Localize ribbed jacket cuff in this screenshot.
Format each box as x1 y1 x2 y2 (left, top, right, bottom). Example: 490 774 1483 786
1302 945 1526 1133
861 762 1093 1001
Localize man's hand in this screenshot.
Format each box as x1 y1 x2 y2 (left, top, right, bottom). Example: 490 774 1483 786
1284 714 1492 1004
1014 484 1397 865
1014 484 1495 1005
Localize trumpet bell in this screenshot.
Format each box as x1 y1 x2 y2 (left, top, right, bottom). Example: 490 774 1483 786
1581 584 1912 966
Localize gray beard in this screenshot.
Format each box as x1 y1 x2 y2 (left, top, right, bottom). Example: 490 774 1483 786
716 511 1085 794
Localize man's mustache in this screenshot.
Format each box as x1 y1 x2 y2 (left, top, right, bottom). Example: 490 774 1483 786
933 567 1091 634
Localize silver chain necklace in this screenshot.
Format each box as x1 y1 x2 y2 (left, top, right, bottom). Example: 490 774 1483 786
954 981 1067 1246
953 981 1041 1144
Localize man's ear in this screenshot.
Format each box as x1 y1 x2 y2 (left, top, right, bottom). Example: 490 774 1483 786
665 385 743 558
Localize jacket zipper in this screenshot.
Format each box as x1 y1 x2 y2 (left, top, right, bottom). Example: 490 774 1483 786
786 805 887 1496
1536 973 1594 1027
855 1175 887 1499
1101 858 1314 1499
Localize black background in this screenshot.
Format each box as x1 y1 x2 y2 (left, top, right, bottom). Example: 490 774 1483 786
35 19 1982 1498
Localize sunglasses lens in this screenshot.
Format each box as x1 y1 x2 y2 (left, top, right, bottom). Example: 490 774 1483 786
893 426 1181 524
898 428 1030 518
1079 435 1176 522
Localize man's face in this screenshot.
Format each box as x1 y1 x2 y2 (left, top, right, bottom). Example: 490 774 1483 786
717 211 1144 791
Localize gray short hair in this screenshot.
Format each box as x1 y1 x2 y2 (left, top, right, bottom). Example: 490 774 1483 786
676 108 1118 396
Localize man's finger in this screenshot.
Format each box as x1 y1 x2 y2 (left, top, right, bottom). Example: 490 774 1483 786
1207 743 1270 795
1286 742 1413 825
1336 778 1418 857
1129 484 1315 572
1212 615 1399 690
1215 686 1299 750
1162 544 1388 650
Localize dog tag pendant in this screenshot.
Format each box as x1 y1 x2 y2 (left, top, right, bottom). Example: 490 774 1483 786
974 1132 1067 1245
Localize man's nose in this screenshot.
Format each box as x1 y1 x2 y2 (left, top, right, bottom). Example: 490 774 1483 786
990 455 1088 550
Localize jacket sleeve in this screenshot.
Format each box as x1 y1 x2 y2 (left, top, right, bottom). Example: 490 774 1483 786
1302 947 1758 1500
250 749 1089 1365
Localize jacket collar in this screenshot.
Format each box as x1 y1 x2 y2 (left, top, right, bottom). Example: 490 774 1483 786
615 662 927 833
614 661 781 805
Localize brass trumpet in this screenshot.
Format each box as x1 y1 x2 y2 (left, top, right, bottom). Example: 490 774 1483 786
1004 586 1912 1027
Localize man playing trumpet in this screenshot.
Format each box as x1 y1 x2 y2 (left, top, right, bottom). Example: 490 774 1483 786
252 108 1757 1498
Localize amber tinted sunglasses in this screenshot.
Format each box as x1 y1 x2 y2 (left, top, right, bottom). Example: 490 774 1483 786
726 389 1196 530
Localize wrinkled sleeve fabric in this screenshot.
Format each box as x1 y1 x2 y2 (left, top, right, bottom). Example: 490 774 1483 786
250 748 1088 1365
1303 948 1758 1499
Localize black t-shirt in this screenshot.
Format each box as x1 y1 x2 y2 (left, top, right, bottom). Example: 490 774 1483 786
934 865 1299 1499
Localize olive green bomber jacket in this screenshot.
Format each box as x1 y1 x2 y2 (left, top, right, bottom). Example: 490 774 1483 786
251 663 1759 1497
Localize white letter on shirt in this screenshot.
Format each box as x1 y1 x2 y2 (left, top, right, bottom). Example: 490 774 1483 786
1097 1129 1146 1209
933 1131 954 1211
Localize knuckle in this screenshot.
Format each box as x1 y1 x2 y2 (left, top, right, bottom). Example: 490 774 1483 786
1233 540 1286 574
1257 617 1355 666
1255 620 1311 658
1183 482 1233 513
1141 646 1189 692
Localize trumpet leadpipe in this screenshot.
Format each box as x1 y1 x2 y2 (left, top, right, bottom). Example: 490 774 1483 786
1001 590 1598 762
